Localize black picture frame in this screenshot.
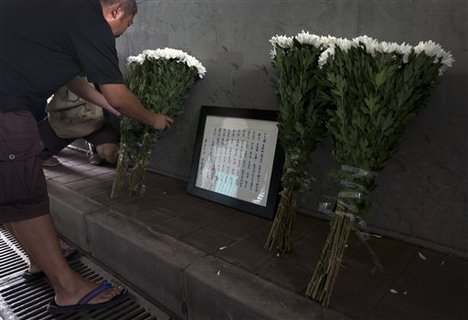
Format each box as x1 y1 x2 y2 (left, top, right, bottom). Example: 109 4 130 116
187 106 284 220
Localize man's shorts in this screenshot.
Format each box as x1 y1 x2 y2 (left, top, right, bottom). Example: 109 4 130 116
0 110 49 223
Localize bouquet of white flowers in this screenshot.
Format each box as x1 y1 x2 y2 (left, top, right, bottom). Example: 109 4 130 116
111 48 206 198
264 31 332 253
305 35 454 306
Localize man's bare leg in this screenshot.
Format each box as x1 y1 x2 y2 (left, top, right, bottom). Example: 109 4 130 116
9 214 122 306
4 223 42 273
5 223 74 274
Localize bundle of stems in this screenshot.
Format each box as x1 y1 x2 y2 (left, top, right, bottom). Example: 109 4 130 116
264 32 332 253
305 35 454 306
111 48 206 198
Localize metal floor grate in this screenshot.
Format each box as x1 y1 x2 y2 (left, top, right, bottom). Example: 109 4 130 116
0 227 173 320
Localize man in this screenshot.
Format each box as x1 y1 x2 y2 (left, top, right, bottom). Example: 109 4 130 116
0 0 172 314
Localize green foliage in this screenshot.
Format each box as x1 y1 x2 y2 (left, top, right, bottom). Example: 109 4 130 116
128 58 198 117
112 57 200 197
119 58 198 167
273 41 332 192
325 45 443 217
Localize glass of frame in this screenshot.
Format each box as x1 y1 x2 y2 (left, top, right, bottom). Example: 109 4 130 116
187 106 284 220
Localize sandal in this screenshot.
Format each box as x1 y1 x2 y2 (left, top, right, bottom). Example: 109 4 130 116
47 281 128 314
88 153 104 166
41 156 61 167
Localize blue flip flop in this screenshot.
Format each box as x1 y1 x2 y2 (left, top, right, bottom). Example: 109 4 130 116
47 281 128 314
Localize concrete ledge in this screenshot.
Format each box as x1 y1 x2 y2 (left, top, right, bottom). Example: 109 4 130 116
48 180 349 320
48 181 103 252
85 207 204 318
185 255 346 320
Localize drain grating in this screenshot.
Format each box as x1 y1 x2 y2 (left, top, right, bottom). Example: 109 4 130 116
0 227 173 320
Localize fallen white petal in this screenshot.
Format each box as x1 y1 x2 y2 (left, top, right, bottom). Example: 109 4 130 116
217 270 221 276
390 289 398 294
418 251 427 261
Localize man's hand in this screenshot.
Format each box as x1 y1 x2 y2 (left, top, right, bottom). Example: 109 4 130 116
151 113 174 131
99 83 174 130
101 104 121 117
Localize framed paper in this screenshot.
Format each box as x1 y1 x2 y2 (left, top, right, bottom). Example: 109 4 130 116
187 106 284 220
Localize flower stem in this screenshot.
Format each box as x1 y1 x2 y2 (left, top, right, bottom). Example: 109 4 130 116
305 208 354 306
264 189 298 253
127 131 154 197
111 148 129 198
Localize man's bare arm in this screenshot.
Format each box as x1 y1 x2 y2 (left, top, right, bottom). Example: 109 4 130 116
99 83 173 131
67 76 121 117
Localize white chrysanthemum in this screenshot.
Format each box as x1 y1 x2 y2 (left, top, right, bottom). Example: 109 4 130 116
184 54 207 78
295 30 322 47
318 35 337 48
269 34 295 58
318 46 335 68
270 35 294 49
414 40 441 56
127 53 145 64
376 41 401 54
335 37 354 52
270 31 328 58
440 51 455 69
353 35 379 56
270 47 277 59
414 40 455 75
127 48 206 78
395 43 412 63
436 50 455 75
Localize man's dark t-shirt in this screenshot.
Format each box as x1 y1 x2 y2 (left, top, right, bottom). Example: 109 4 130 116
0 0 124 112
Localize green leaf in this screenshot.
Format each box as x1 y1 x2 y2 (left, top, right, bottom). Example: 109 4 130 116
375 70 387 86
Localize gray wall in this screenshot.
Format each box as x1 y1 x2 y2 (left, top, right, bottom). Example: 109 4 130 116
116 1 467 257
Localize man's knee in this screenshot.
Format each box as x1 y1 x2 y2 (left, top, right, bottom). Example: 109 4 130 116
96 143 118 164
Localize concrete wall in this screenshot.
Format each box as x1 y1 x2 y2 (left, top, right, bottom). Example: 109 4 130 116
115 1 467 257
